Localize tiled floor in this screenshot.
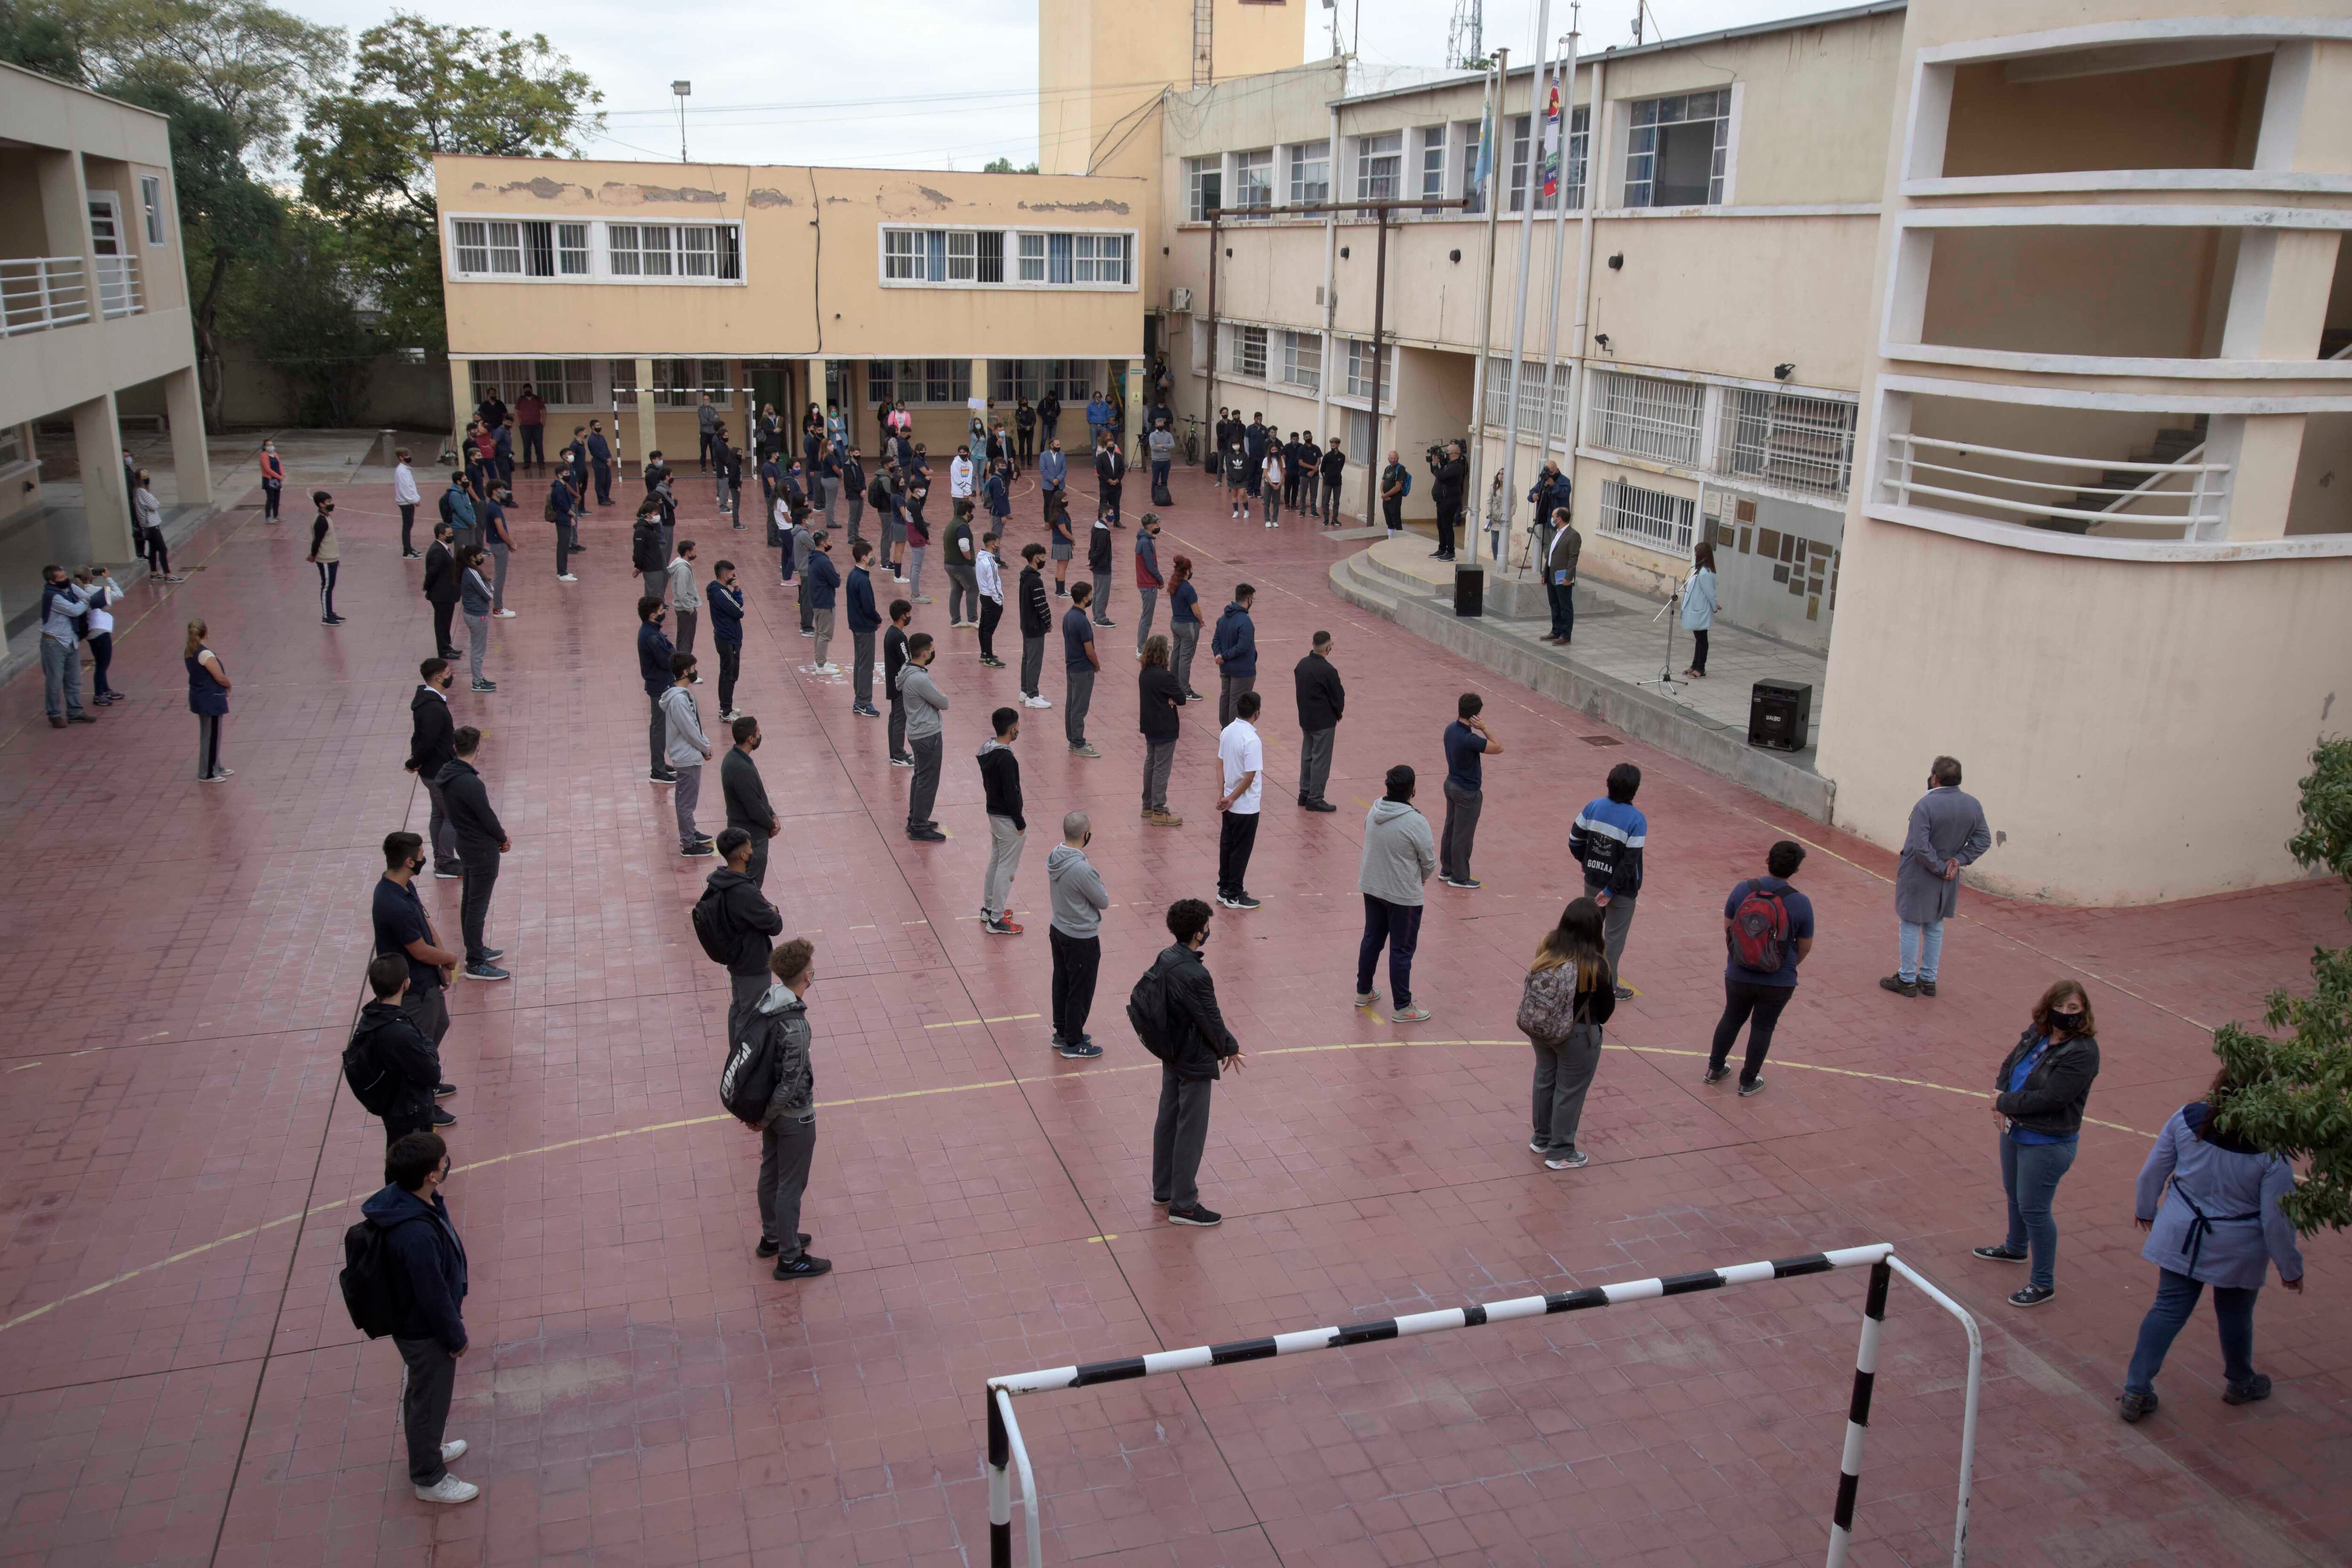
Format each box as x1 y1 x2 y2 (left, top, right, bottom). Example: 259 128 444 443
0 456 2344 1567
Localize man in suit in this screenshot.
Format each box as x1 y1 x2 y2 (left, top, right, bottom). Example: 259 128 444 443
1092 432 1125 527
406 658 463 878
422 522 460 658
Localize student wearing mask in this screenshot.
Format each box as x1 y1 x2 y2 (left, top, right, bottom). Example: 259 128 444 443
663 652 717 857
394 446 422 557
1704 841 1815 1096
803 530 841 674
1016 544 1053 708
1139 898 1246 1226
186 619 229 779
478 483 516 616
1975 981 2102 1308
1516 899 1617 1170
258 438 284 521
1356 764 1438 1021
1131 513 1164 651
1137 634 1184 827
883 599 915 766
638 597 677 785
436 725 511 982
720 716 781 890
1292 631 1344 813
370 831 458 1121
898 634 949 842
456 546 496 693
975 532 1007 668
307 489 344 625
1045 812 1109 1057
1215 691 1266 911
1568 762 1645 994
360 1132 478 1503
743 939 829 1279
422 522 461 660
1063 582 1102 757
38 565 95 727
406 658 463 877
1168 555 1204 703
1208 584 1258 728
708 558 746 719
977 708 1026 937
846 542 883 718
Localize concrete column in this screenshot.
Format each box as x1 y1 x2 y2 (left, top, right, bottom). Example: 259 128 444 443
2214 228 2339 541
970 358 989 446
162 364 212 504
35 149 97 290
72 391 134 562
446 359 470 456
632 358 658 475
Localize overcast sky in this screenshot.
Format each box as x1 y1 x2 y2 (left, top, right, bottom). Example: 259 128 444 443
289 0 1849 169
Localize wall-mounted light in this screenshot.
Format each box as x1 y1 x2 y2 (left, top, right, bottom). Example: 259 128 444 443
1773 363 1795 381
1162 246 1170 255
1606 252 1623 271
1224 247 1232 258
1593 333 1612 354
1449 248 1462 263
1340 246 1350 259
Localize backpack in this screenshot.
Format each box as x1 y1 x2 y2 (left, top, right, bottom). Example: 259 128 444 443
541 487 559 523
690 882 739 966
338 1220 402 1338
1127 959 1174 1062
632 520 661 572
1515 963 1592 1046
719 1013 785 1126
341 1026 402 1115
1729 883 1791 973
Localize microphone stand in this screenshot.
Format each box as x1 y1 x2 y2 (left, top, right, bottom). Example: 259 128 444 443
1637 588 1683 694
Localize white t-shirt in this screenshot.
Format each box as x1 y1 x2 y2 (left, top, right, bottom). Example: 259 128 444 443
87 583 117 635
1218 719 1264 814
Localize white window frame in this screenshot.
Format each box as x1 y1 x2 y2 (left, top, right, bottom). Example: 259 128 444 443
1355 131 1403 202
1457 121 1486 216
877 225 1136 291
1337 339 1396 406
1287 140 1330 207
444 214 744 285
1228 323 1270 382
1586 369 1708 468
866 359 974 408
138 175 166 245
1281 330 1321 392
1624 89 1732 209
1186 156 1223 222
1596 476 1697 553
1233 148 1273 218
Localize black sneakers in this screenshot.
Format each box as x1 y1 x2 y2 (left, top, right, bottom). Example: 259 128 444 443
774 1254 833 1280
1167 1205 1222 1226
1879 975 1918 998
1972 1244 2028 1264
755 1232 811 1259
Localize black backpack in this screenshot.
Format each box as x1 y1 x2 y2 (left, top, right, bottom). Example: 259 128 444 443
719 1013 785 1125
339 1220 402 1338
691 882 739 965
1127 958 1174 1062
341 1026 401 1115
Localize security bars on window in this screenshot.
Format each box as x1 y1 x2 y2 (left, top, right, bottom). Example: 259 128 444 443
1717 388 1858 500
1589 369 1707 467
1597 475 1696 552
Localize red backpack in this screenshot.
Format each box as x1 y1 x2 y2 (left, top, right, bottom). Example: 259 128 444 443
1730 883 1790 973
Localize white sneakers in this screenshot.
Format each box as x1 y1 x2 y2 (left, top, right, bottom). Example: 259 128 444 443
440 1440 468 1463
1022 693 1052 708
415 1474 477 1504
556 573 578 582
812 663 842 675
494 609 516 618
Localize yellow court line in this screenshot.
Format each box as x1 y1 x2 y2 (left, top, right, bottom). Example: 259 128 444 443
0 1037 2145 1336
924 1013 1045 1030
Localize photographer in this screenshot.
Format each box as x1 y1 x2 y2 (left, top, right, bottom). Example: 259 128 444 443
1426 442 1467 561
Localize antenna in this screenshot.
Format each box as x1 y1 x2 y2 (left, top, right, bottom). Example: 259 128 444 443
1447 0 1485 69
1194 0 1215 87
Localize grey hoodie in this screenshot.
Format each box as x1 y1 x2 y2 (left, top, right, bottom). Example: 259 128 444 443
1046 842 1109 937
898 661 948 740
754 981 814 1126
660 683 712 768
1359 797 1438 906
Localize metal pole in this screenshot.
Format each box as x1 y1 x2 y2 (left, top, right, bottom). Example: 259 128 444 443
1316 100 1340 453
1495 0 1551 571
986 1383 1011 1568
1204 209 1221 455
1467 48 1508 569
1532 16 1581 571
1824 1259 1892 1568
1567 51 1605 475
1366 200 1389 519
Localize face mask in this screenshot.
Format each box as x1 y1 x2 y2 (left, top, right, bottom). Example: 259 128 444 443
2052 1011 2084 1034
409 856 427 875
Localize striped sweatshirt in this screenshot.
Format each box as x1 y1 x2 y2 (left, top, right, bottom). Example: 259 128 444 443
1568 798 1647 896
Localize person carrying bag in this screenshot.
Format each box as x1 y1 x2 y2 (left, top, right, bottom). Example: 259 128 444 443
1517 897 1617 1171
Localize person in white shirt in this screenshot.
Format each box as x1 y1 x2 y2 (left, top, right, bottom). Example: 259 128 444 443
1215 692 1265 910
975 532 1007 669
85 566 124 704
949 446 976 502
667 541 703 668
1261 448 1284 528
393 447 422 557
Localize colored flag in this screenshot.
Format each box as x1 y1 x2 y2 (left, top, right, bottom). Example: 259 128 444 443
1472 101 1494 199
1541 64 1562 203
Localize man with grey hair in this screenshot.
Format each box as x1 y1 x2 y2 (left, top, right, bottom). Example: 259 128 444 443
1045 811 1109 1060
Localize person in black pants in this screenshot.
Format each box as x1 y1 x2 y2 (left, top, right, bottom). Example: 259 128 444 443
1704 842 1815 1096
637 597 676 784
348 955 445 1145
405 659 463 877
1145 898 1246 1226
363 1131 479 1504
882 599 914 765
421 522 460 658
1429 441 1466 561
436 726 510 982
1045 813 1109 1059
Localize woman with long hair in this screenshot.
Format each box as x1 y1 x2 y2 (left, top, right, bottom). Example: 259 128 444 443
1680 540 1718 678
2118 1061 2304 1421
1517 899 1617 1170
1137 633 1184 826
1975 979 2102 1307
184 619 231 781
457 545 497 692
1168 554 1203 702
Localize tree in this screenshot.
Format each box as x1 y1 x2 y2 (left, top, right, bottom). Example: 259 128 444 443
0 0 87 78
982 157 1040 175
231 209 374 425
299 12 601 350
2214 737 2352 1234
44 0 343 164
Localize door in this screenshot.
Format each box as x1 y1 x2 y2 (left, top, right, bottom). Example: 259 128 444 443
87 192 135 317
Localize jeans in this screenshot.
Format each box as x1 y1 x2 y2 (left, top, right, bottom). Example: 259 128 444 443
673 608 697 663
1708 979 1794 1086
1143 738 1175 812
1899 919 1946 982
1151 1067 1214 1209
395 1337 458 1487
907 733 942 827
145 524 171 575
593 463 612 505
1530 1023 1604 1155
197 713 225 779
758 1115 816 1265
906 544 926 599
402 984 451 1059
1585 880 1639 978
1065 666 1095 747
1262 487 1280 525
464 613 490 683
673 764 705 849
852 629 876 706
983 817 1024 919
1172 621 1200 693
555 520 571 577
1020 633 1045 698
1151 458 1170 493
1134 587 1157 651
316 560 340 619
1217 810 1259 899
520 425 544 466
1356 896 1422 1006
1440 780 1483 882
459 853 498 965
1999 1131 2079 1291
2125 1268 2260 1396
978 596 1003 658
946 564 978 623
811 607 835 669
417 774 459 871
1547 580 1575 639
717 641 741 713
1217 673 1254 728
487 544 509 613
1322 478 1343 525
1049 926 1101 1043
40 637 82 717
1091 568 1113 621
1299 727 1335 804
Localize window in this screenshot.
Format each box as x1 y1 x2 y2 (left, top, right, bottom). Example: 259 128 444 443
1288 140 1330 206
139 175 165 244
1000 358 1095 401
452 219 522 276
1458 122 1485 216
1588 370 1706 466
1625 89 1731 208
1482 357 1563 429
1234 148 1273 217
1597 477 1696 552
976 230 1004 284
1073 233 1128 284
867 360 971 405
1419 127 1447 215
891 228 1123 287
608 223 741 281
946 230 978 281
608 223 670 277
1514 359 1549 429
1229 324 1268 380
1343 339 1393 401
522 221 555 278
1357 132 1402 200
557 223 589 275
1716 387 1857 499
531 359 595 408
884 228 924 280
1281 331 1320 391
655 358 729 407
1186 156 1223 222
609 359 638 409
1561 108 1590 211
1047 232 1073 284
1017 232 1046 282
1509 115 1532 212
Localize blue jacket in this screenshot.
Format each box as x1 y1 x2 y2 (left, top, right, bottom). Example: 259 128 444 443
1528 472 1573 524
1209 602 1257 678
586 432 611 463
1040 450 1067 489
707 581 744 647
1086 397 1110 427
985 472 1009 517
638 621 675 696
803 549 840 609
1568 797 1648 896
1171 579 1200 626
846 565 881 633
2136 1104 2305 1290
360 1184 469 1352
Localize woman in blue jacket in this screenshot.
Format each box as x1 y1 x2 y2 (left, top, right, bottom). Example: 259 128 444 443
2119 1066 2304 1421
1679 541 1717 678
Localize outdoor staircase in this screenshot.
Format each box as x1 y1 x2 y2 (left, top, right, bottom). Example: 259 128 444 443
2042 416 2208 533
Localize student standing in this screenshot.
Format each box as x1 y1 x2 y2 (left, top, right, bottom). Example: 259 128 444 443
1209 585 1258 727
550 469 579 583
883 601 915 765
1974 981 2101 1308
437 726 511 982
1568 762 1645 995
707 828 784 1017
1143 898 1245 1225
1038 389 1062 451
1542 507 1582 644
721 716 781 890
899 634 949 842
1085 511 1118 626
514 384 545 470
902 475 933 604
1883 756 1992 998
258 438 284 520
846 542 883 718
1259 445 1284 528
975 532 1007 668
708 561 745 720
423 523 461 660
1293 631 1344 812
1517 899 1617 1170
803 531 841 673
1379 450 1410 538
633 505 667 603
1063 584 1101 757
1016 544 1052 707
1438 694 1501 889
304 490 344 625
638 597 676 785
1215 692 1265 911
83 566 123 705
362 1132 477 1503
667 539 702 662
1221 443 1250 519
1318 438 1347 526
1094 435 1125 526
1138 635 1184 827
840 446 867 546
977 708 1026 936
394 447 422 557
2119 1065 2306 1422
457 547 495 693
1703 841 1815 1096
480 484 516 616
663 653 716 857
1168 556 1203 703
1039 438 1067 528
1045 812 1109 1058
943 507 979 628
1357 764 1438 1021
1047 490 1074 597
587 421 613 507
371 831 458 1122
1132 513 1163 651
438 470 476 555
134 469 179 580
406 659 462 877
1016 398 1037 464
1679 541 1718 678
185 619 230 778
346 956 443 1144
742 939 829 1278
39 566 94 727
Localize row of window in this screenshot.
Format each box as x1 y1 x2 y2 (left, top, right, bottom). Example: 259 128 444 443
466 358 736 411
1208 322 1394 403
1494 362 1857 500
449 219 745 284
879 228 1134 288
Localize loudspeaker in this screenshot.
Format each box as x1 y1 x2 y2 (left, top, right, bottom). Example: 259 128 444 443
1453 565 1484 618
1748 679 1812 752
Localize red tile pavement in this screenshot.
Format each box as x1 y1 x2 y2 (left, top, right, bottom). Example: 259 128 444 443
0 459 2345 1568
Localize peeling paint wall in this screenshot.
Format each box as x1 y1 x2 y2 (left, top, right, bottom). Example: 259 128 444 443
1017 198 1132 215
747 188 793 208
599 181 728 206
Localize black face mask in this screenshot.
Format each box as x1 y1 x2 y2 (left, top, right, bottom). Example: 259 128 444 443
408 856 427 875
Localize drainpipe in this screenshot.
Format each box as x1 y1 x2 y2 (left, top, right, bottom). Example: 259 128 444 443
1495 0 1553 570
1316 94 1340 450
1532 17 1581 573
1466 48 1508 570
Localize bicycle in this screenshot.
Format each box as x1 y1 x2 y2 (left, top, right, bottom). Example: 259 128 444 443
1181 415 1202 467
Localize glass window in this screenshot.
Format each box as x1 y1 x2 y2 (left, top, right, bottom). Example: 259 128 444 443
482 221 522 274
609 358 638 409
1017 232 1045 282
1588 369 1707 466
1234 148 1273 216
1186 156 1222 222
1625 89 1732 208
1282 331 1320 391
977 230 1004 284
609 223 674 277
1073 233 1128 284
1597 477 1696 551
680 226 718 277
946 229 977 281
867 360 898 403
1344 339 1393 401
1288 140 1330 206
883 229 923 280
523 221 556 277
1508 115 1531 213
1419 127 1447 215
1049 232 1073 285
1563 108 1590 211
139 175 165 244
556 222 590 274
532 359 595 407
1232 325 1268 380
453 219 489 275
1458 123 1485 216
1356 132 1402 200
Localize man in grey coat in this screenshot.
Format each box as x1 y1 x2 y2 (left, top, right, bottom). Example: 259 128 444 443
898 634 949 843
1355 765 1438 1022
1046 812 1110 1060
1881 755 1991 998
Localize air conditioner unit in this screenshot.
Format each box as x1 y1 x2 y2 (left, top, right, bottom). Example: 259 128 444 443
1169 287 1194 313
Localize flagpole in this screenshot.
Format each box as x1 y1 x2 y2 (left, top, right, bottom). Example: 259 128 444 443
1532 10 1581 569
1465 48 1507 573
1493 0 1552 574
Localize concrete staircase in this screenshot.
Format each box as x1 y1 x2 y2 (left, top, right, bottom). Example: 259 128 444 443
2045 418 2208 533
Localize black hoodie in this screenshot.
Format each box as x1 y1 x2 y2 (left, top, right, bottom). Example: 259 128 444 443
433 758 505 860
347 998 441 1129
705 866 782 974
408 685 455 777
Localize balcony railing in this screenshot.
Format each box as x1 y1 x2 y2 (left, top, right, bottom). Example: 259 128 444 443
0 256 91 337
95 254 142 318
1882 430 2232 540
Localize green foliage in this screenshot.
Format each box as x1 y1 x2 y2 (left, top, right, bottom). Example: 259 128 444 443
42 0 342 162
298 11 600 350
0 0 87 78
228 208 376 425
2214 737 2352 1235
981 157 1039 175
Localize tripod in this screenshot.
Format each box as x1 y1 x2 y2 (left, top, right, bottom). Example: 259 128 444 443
1637 589 1684 695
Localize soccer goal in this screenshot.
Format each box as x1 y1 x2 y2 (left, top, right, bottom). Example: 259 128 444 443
982 1242 1981 1568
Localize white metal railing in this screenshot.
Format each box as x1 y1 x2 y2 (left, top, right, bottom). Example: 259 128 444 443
95 253 143 318
1 256 92 336
1882 430 2232 539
